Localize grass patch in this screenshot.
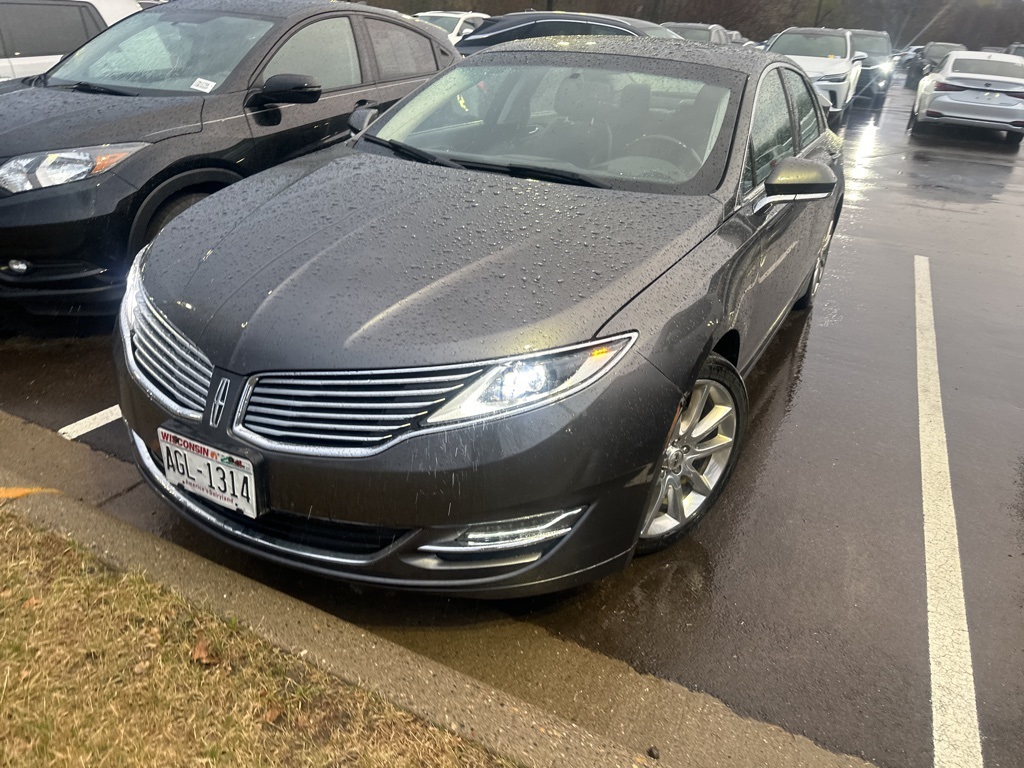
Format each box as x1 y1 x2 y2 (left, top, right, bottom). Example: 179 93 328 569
0 507 514 767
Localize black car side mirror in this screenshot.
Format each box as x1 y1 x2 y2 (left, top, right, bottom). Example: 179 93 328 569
257 74 321 106
753 158 837 215
349 106 379 134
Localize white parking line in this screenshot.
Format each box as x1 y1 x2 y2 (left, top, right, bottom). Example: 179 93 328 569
58 405 122 440
915 255 984 768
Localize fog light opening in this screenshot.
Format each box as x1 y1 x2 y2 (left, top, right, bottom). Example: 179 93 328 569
7 259 30 275
419 507 585 556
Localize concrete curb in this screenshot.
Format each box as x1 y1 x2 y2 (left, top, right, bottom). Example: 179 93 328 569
2 482 652 768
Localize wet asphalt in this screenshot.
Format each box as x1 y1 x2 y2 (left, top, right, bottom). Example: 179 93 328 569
1 79 1022 768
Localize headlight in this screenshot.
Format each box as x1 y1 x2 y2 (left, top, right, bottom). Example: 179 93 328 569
0 142 147 194
817 73 848 83
879 61 894 75
426 333 636 425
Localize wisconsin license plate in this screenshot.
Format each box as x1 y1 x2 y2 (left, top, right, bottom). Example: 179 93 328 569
158 429 258 519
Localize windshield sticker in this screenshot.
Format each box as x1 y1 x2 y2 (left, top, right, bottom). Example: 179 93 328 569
190 78 216 93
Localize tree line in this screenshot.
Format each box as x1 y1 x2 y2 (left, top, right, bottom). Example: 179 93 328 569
384 0 1024 48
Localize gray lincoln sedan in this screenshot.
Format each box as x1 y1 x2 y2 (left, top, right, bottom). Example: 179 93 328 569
116 38 844 597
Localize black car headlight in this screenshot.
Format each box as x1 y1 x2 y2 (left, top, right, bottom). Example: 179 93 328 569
817 73 849 84
120 244 148 332
426 333 636 425
0 142 147 194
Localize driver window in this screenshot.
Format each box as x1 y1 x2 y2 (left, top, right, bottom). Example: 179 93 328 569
263 17 361 91
744 70 796 194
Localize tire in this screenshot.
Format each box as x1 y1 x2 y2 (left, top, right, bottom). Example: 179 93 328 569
1005 131 1023 146
635 353 748 555
143 192 210 245
872 92 887 111
908 109 924 137
793 215 835 310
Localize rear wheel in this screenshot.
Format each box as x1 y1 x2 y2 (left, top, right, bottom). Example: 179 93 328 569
636 354 748 555
1005 131 1023 146
908 109 924 137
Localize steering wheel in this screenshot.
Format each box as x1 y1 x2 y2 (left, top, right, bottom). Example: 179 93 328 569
626 135 703 172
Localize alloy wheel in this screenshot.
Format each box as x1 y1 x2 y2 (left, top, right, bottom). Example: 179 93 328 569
640 379 737 539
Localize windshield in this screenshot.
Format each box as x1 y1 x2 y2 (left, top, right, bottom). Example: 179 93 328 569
950 58 1024 78
364 60 743 195
851 35 890 56
419 14 460 34
1010 46 1024 56
769 32 848 59
47 9 275 95
664 25 710 42
642 25 684 39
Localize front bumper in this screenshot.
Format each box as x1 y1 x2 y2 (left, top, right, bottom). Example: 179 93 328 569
856 67 892 98
812 79 852 112
115 332 685 597
0 173 138 313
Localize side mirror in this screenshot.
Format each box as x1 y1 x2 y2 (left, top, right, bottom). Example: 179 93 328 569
256 74 321 105
852 51 867 63
457 26 474 37
348 106 379 135
753 158 837 215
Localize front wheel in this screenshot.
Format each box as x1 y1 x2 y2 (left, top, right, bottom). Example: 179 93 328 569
1005 131 1023 147
794 216 836 310
636 354 748 555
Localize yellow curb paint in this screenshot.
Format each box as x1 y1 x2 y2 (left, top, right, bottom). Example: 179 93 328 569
0 487 58 500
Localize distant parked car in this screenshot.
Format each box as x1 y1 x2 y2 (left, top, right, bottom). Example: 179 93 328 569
414 11 488 45
0 0 139 81
909 51 1024 146
661 22 730 45
767 27 865 125
0 0 458 314
895 45 923 70
850 29 893 108
1005 43 1024 58
455 12 680 56
905 41 966 89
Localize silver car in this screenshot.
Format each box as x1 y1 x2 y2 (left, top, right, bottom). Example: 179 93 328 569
910 51 1024 145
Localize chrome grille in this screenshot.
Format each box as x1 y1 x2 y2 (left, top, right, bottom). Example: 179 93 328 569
237 366 485 456
128 293 214 420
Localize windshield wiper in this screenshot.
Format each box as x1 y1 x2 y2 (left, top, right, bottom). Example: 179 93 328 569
66 81 137 97
361 134 463 169
458 159 611 189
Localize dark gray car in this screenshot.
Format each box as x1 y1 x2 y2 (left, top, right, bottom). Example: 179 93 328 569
116 38 845 597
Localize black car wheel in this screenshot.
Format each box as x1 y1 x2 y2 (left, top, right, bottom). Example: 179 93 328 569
636 353 748 555
143 192 210 245
1005 131 1023 147
872 91 887 110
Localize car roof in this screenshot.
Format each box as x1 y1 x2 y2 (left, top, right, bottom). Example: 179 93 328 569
663 23 721 29
488 10 653 26
849 29 890 38
0 0 140 23
479 36 791 76
946 51 1023 64
170 0 414 23
778 27 849 38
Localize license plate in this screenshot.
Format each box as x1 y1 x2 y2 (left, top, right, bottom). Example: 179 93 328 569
158 429 258 519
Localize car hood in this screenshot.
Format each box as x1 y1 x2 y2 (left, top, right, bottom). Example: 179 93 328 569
142 149 723 373
0 86 202 158
784 55 851 79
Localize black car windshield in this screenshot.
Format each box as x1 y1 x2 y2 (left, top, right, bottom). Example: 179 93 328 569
851 35 890 55
665 25 711 42
419 14 460 34
364 58 743 196
47 9 275 95
925 43 962 60
950 58 1024 78
769 32 848 59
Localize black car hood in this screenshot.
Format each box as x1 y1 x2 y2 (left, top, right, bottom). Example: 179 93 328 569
0 86 202 158
144 149 723 372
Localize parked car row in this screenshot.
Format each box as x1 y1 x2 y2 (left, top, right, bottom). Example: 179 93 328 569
1 3 847 596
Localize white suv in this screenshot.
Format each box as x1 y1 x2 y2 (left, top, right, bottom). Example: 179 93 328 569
768 27 866 125
0 0 139 81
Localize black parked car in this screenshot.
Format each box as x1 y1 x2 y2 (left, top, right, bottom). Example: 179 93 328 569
117 38 844 597
0 0 456 314
904 41 966 90
454 11 680 56
850 29 893 108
